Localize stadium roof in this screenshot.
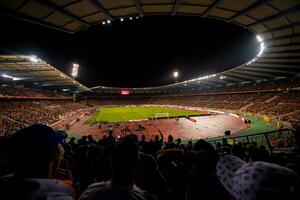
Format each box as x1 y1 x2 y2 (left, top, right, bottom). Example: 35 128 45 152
1 0 300 94
0 54 90 92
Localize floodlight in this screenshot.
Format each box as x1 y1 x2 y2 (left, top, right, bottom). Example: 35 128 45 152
2 74 13 79
102 21 106 25
219 75 226 80
72 63 79 78
120 18 124 22
136 16 139 19
256 35 263 42
173 71 179 78
129 17 133 20
2 74 21 81
29 55 38 63
107 20 111 24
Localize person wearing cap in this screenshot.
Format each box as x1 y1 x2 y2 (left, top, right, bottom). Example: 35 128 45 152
216 155 299 200
0 124 75 200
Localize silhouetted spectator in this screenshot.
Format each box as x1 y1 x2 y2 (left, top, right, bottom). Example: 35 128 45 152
80 135 156 200
1 124 75 199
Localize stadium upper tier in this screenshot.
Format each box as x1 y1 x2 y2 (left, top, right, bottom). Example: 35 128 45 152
1 1 300 93
0 55 90 92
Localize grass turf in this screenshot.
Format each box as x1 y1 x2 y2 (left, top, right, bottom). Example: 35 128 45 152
85 106 202 123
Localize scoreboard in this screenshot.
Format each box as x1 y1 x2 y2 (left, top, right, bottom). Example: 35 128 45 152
121 90 130 95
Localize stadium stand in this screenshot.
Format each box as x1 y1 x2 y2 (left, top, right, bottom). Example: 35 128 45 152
1 0 300 199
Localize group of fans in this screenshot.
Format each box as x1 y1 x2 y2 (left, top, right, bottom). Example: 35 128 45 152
0 124 299 200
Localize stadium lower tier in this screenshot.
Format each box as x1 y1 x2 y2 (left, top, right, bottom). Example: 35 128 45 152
1 89 300 137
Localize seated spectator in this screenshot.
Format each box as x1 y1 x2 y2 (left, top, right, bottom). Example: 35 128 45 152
79 135 157 200
1 124 75 200
216 155 300 200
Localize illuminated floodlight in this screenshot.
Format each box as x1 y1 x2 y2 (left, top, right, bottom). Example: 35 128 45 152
102 21 106 25
60 73 66 78
72 63 79 78
107 20 111 24
256 35 263 42
173 71 179 78
2 74 22 81
129 17 133 20
136 16 139 19
219 75 226 80
120 18 124 22
2 74 13 79
29 55 38 63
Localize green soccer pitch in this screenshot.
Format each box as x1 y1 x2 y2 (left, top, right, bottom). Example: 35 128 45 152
85 106 203 124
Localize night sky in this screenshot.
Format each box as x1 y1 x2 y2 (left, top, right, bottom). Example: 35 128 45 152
0 15 259 88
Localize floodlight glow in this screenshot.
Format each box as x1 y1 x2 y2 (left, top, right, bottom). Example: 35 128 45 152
2 74 13 79
102 21 106 25
256 35 263 42
173 71 179 78
136 16 139 19
60 73 66 78
72 63 79 78
120 18 124 22
129 17 133 20
219 75 226 80
29 56 38 63
107 20 111 24
2 74 22 81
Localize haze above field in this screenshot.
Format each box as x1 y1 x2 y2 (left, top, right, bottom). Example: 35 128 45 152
0 15 259 88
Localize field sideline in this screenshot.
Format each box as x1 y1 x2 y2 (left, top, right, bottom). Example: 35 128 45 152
85 106 205 123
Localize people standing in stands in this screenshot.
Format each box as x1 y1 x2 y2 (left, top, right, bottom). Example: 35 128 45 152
80 135 157 200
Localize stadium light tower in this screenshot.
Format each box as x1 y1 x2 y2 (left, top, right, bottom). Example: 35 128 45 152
72 63 79 78
173 71 179 82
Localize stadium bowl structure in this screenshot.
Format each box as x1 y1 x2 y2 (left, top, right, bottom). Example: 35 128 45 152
1 1 300 141
1 1 300 93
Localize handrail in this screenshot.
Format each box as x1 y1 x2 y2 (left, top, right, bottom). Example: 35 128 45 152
207 129 295 154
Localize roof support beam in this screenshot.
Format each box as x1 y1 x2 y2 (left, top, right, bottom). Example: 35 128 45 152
247 5 300 27
224 72 256 81
34 0 90 27
134 0 144 17
88 0 113 20
242 68 296 75
202 0 222 17
171 0 180 16
0 6 73 34
17 0 31 11
265 33 300 42
227 0 271 22
233 69 277 78
260 21 300 34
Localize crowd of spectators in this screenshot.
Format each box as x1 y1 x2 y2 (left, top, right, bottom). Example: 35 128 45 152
0 100 91 136
0 85 70 98
89 89 300 127
0 124 299 200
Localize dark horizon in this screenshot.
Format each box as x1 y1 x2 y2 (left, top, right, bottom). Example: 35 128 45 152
0 15 259 88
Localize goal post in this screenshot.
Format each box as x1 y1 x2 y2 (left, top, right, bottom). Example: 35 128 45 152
154 112 169 119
